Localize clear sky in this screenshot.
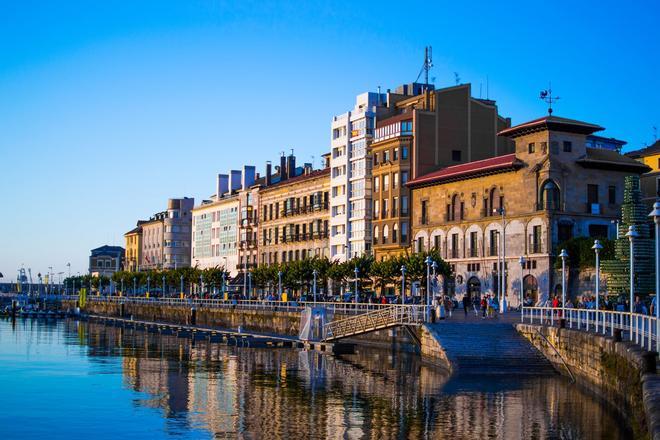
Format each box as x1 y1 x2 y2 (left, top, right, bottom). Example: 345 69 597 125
1 0 658 280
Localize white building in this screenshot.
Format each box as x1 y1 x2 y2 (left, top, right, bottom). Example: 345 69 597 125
329 92 384 262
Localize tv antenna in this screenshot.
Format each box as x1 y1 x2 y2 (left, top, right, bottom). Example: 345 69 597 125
653 126 657 142
540 84 560 115
454 72 460 85
415 46 433 90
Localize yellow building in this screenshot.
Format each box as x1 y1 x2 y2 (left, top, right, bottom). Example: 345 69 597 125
627 139 660 207
124 223 143 272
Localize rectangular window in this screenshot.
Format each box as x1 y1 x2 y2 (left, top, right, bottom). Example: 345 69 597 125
401 196 409 215
402 146 409 160
383 150 390 162
532 225 541 253
451 233 459 259
528 142 535 153
587 184 599 204
452 150 461 162
393 173 399 189
383 174 389 191
490 230 498 256
401 222 408 243
401 171 408 184
470 231 478 257
393 148 398 160
421 200 428 224
608 185 616 204
434 235 441 251
374 176 379 192
392 197 398 217
382 199 388 219
416 237 424 253
563 141 572 152
373 152 379 165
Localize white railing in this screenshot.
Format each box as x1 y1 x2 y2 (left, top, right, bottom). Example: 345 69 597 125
522 306 659 353
324 305 427 340
59 295 422 316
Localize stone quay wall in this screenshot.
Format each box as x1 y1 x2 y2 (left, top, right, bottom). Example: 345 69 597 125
62 300 420 348
517 323 660 440
419 324 452 373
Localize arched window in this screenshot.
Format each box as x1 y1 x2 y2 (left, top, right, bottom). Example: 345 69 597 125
383 225 389 243
540 180 560 210
489 187 503 215
373 225 379 244
393 223 398 242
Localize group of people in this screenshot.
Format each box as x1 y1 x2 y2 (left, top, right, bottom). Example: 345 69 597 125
544 294 656 316
461 294 501 319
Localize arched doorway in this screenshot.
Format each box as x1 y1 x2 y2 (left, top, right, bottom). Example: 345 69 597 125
523 275 539 305
467 276 481 302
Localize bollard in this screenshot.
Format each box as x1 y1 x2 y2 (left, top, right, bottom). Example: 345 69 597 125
559 318 566 329
614 328 623 342
642 351 658 374
190 307 196 326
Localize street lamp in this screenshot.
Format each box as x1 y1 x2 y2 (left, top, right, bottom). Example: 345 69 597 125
649 201 660 352
354 267 359 305
611 219 620 239
494 207 507 313
626 225 639 341
133 277 137 297
425 256 432 320
401 265 407 299
147 276 151 298
199 274 204 298
518 255 526 319
121 278 124 297
162 275 166 298
180 275 184 299
312 269 318 304
278 270 283 301
247 271 252 300
592 239 603 331
559 249 568 314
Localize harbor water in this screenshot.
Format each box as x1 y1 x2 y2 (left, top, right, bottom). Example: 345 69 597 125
0 318 630 439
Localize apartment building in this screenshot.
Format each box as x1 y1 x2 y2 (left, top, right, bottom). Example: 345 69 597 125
123 221 144 272
140 197 194 270
408 115 649 307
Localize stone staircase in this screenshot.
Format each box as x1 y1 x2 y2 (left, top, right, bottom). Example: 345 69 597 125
425 319 556 375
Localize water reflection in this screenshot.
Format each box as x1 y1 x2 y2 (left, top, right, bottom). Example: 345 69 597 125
1 318 630 439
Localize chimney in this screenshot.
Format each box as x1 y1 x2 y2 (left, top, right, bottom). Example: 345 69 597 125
280 154 287 181
230 170 242 193
265 161 272 186
287 154 296 179
242 165 256 189
217 174 229 199
303 163 312 175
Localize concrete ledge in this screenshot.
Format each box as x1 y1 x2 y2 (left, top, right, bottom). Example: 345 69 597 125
419 324 452 373
517 323 658 439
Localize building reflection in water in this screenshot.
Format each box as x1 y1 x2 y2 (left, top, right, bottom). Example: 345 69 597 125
64 320 628 439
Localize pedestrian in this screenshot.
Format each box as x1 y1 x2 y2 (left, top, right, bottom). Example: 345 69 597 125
462 294 471 317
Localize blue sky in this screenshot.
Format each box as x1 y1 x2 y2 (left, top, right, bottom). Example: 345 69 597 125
1 0 658 279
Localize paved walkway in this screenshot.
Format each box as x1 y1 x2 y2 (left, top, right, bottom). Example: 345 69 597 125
426 312 555 375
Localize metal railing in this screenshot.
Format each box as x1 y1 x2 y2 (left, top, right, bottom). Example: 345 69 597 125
522 306 659 353
324 305 427 341
58 295 423 316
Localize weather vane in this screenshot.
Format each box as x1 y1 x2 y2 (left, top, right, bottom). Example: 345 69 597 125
539 84 560 115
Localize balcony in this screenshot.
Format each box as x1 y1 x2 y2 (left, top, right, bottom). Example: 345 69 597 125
280 202 329 218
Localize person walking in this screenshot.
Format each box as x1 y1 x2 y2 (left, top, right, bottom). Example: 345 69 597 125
462 295 471 318
481 295 488 319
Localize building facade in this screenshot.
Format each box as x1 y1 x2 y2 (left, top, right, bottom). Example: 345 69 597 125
371 83 513 261
192 195 240 274
141 212 166 270
89 245 125 277
259 162 331 266
626 139 660 208
408 115 649 307
124 222 144 272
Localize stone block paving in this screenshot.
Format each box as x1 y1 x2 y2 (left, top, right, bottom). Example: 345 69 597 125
427 313 556 375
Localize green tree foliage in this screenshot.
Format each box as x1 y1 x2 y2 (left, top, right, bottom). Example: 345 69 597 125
554 237 615 269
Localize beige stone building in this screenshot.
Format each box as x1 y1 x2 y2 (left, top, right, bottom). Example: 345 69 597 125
259 159 331 266
124 222 144 272
408 115 649 306
141 212 166 270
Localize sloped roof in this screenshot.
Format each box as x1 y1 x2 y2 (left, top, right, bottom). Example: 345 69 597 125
498 115 604 138
260 167 330 191
577 148 651 173
626 140 660 159
407 154 522 188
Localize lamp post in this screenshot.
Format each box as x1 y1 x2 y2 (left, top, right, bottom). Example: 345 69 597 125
649 202 660 352
626 225 639 342
147 276 151 298
354 267 359 305
425 256 432 321
278 271 283 301
121 278 124 297
162 275 166 298
432 261 438 297
559 249 568 314
180 275 184 298
401 265 406 300
592 239 603 331
519 256 526 319
247 272 252 300
611 219 620 239
495 207 507 313
312 269 318 304
222 271 227 298
199 274 204 298
133 277 136 297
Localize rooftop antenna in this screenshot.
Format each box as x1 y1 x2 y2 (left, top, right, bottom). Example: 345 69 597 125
479 82 483 99
311 155 315 168
653 126 657 142
486 76 489 100
415 46 433 90
454 72 460 85
540 83 560 115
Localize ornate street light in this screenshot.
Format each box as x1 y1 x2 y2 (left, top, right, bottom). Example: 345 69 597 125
649 202 660 351
278 270 283 301
401 265 407 299
354 267 359 305
180 274 184 299
425 256 432 321
592 239 603 331
312 269 318 304
559 249 568 313
147 276 151 298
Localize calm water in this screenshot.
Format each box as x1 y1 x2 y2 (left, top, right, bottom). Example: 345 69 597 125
0 318 629 439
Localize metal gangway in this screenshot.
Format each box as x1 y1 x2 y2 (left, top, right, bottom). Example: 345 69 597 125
323 305 426 341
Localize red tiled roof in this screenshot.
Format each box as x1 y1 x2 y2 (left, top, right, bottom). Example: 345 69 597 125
407 154 522 188
498 115 604 138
